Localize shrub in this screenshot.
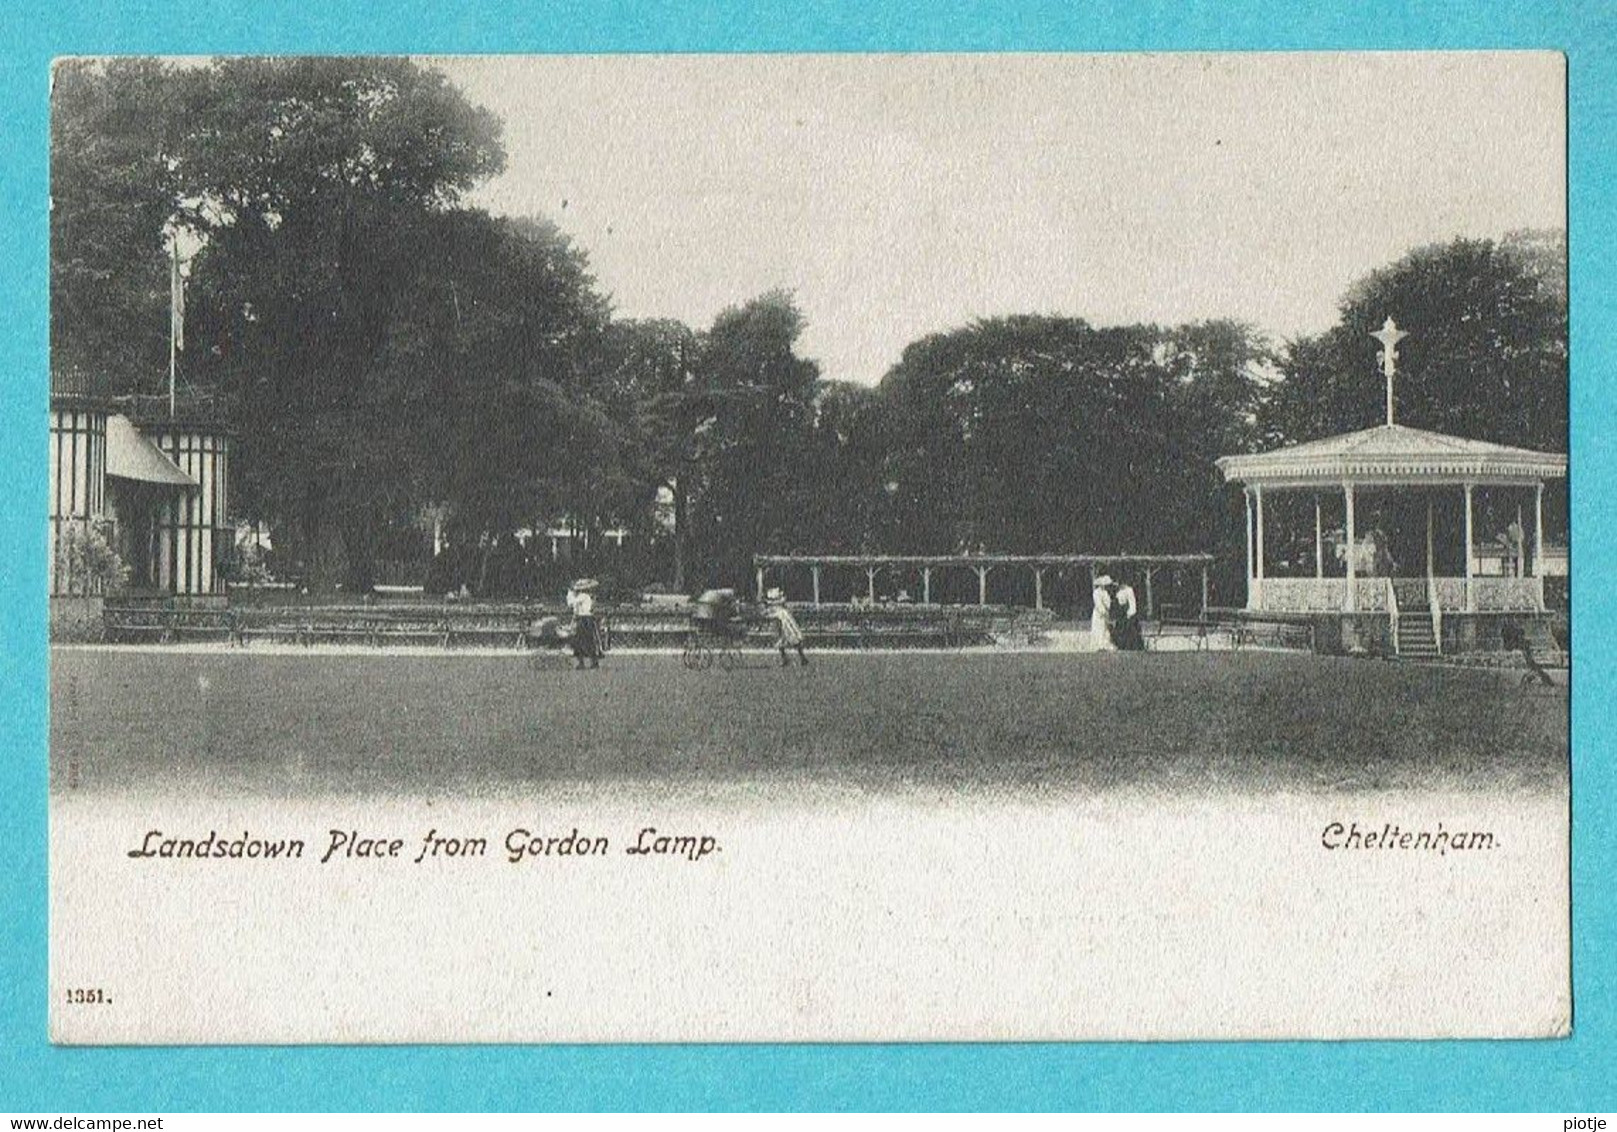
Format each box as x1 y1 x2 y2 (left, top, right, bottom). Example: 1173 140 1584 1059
55 522 129 595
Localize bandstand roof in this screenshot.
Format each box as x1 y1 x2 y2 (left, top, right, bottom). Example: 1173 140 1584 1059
1216 423 1566 486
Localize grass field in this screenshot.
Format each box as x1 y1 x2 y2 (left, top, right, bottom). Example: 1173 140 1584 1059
49 648 1568 798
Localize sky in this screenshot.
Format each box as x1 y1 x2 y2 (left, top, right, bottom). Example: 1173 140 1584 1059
431 52 1565 386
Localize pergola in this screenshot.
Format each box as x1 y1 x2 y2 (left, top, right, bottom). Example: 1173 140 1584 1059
752 553 1215 617
1215 321 1566 618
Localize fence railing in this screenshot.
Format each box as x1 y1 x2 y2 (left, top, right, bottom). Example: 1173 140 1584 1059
100 600 1026 650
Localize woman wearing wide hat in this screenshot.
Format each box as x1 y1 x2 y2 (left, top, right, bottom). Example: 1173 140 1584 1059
762 587 809 668
1090 574 1116 651
566 578 604 670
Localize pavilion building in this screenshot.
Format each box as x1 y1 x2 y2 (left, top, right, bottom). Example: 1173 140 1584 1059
50 370 232 609
1215 319 1566 657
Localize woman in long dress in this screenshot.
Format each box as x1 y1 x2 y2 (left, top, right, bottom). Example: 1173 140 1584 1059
565 579 603 670
1090 574 1116 651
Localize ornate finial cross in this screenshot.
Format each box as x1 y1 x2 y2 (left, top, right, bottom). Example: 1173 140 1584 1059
1370 317 1407 426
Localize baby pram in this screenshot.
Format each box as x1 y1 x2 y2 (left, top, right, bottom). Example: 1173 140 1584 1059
526 612 611 667
681 588 751 670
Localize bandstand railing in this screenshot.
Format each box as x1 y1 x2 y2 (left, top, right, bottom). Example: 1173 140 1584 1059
1469 576 1542 612
1385 579 1399 654
1253 575 1541 614
1427 573 1442 655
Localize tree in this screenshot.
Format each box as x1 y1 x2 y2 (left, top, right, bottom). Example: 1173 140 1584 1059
796 380 890 554
50 59 185 393
872 315 1270 560
367 210 616 589
174 57 509 590
588 317 705 587
683 290 822 587
1260 232 1568 453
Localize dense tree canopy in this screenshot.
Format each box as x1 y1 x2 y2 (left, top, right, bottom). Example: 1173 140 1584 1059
1261 231 1567 452
874 316 1270 557
50 59 182 391
50 58 1568 602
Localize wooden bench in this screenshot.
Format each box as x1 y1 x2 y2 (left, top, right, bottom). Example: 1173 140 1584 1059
105 606 234 644
1147 617 1214 651
232 609 451 648
1207 610 1316 652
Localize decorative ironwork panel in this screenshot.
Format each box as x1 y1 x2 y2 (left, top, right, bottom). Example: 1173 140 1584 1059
1472 577 1540 611
1433 578 1467 611
1259 578 1344 612
1354 579 1390 611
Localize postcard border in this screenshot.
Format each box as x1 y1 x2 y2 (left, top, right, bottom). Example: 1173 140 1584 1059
3 0 1612 1111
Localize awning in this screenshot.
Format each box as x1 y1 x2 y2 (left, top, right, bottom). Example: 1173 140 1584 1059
105 415 197 488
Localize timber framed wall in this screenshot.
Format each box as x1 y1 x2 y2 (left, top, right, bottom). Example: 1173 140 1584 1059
149 427 230 596
48 403 108 596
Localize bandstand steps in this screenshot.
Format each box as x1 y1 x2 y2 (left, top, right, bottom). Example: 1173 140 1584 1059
1396 613 1440 659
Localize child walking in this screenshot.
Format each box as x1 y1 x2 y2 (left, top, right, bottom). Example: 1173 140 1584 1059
763 587 809 668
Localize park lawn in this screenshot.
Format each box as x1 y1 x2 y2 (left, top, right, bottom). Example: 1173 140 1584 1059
49 648 1567 799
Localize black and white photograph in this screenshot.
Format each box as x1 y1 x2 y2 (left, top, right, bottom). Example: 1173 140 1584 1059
47 52 1569 1043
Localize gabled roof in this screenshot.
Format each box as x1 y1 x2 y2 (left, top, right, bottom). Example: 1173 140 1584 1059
1217 424 1566 484
105 415 197 488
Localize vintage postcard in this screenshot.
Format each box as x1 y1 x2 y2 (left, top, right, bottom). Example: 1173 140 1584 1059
48 51 1569 1043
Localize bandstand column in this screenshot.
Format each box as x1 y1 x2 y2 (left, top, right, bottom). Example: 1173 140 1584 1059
1314 494 1323 578
921 567 931 605
1425 497 1435 582
1344 481 1356 612
1516 502 1525 578
1463 483 1475 612
866 566 877 604
1243 489 1255 609
975 565 989 606
1534 481 1546 610
756 565 765 602
1033 566 1044 611
811 564 821 607
1254 484 1266 589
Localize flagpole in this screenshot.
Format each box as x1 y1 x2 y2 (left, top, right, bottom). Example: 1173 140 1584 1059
168 236 178 419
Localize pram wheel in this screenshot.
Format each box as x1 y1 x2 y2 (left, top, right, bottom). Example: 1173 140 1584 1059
681 634 712 670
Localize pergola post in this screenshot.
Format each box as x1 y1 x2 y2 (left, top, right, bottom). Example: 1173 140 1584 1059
921 567 932 605
811 564 821 608
1032 566 1044 611
1344 481 1356 612
975 565 989 606
866 566 877 604
1243 489 1255 609
1144 567 1155 620
755 565 765 603
1463 483 1475 612
1200 565 1209 617
1314 494 1323 578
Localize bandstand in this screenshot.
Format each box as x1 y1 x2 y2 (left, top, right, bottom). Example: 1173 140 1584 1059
1216 319 1566 657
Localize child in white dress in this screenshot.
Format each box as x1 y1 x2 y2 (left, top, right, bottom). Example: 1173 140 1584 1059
763 587 808 668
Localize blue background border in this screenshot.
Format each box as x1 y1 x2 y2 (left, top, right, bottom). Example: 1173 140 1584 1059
2 0 1611 1112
